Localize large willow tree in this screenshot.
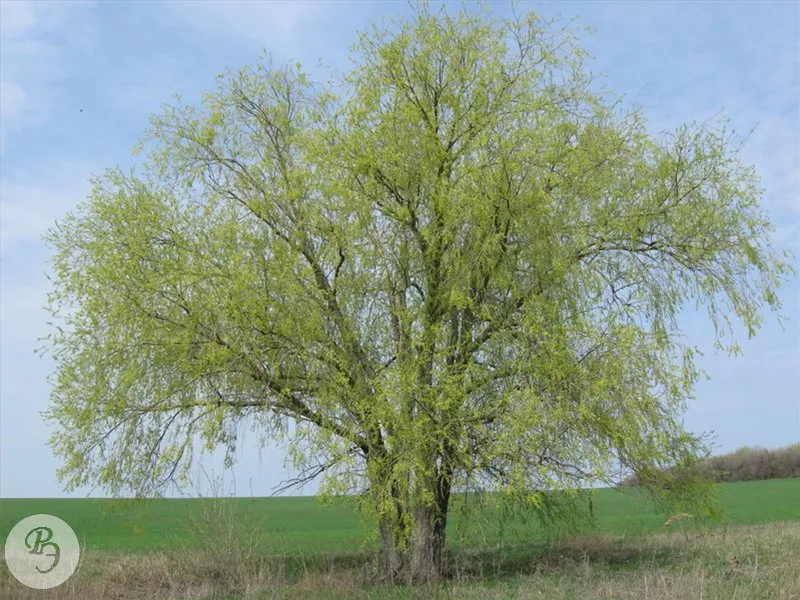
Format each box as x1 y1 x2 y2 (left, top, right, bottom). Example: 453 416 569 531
44 6 791 582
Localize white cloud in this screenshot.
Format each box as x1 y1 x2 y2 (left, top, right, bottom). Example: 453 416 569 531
0 162 92 252
0 276 51 341
582 2 799 252
0 1 94 150
0 0 37 38
0 80 27 121
166 0 329 46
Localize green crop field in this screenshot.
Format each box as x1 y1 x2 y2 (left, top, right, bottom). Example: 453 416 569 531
2 478 798 556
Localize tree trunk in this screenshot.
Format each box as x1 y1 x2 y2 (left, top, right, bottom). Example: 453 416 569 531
379 516 406 582
408 503 447 581
378 472 451 583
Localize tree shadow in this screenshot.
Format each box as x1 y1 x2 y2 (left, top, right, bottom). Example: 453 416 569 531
444 534 699 581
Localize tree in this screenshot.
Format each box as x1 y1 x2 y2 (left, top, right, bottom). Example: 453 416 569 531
44 6 792 583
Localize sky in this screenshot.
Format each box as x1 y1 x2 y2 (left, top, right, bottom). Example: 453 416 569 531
0 0 798 499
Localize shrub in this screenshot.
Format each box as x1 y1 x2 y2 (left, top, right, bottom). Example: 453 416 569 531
621 443 800 486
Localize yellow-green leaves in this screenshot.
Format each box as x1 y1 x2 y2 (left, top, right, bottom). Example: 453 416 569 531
43 3 791 564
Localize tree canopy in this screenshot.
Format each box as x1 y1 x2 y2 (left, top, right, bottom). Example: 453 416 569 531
44 5 792 582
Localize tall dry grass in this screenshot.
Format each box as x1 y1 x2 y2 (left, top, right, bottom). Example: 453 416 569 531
2 522 798 599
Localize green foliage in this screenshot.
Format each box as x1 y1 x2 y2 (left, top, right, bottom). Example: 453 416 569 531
43 3 792 577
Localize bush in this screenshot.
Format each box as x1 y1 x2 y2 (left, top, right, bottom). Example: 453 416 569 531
622 443 800 486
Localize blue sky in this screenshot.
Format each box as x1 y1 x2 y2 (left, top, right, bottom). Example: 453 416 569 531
1 0 797 499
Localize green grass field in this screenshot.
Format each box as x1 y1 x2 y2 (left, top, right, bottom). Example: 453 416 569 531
2 478 798 555
2 479 799 599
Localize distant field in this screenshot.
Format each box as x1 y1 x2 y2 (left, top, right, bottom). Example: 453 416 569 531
2 478 798 556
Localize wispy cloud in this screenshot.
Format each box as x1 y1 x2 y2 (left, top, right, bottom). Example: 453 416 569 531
0 161 92 252
165 0 331 48
0 1 94 152
568 1 799 255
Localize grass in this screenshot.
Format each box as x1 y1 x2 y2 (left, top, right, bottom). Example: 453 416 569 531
2 479 798 555
1 479 799 598
2 522 799 598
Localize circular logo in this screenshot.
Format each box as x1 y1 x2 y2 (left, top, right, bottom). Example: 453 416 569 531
4 514 80 589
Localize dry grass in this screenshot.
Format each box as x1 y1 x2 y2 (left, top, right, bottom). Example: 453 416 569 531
662 513 694 528
2 522 799 599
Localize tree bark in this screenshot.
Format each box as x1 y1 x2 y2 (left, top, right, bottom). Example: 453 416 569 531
408 503 448 581
378 471 451 583
379 516 406 582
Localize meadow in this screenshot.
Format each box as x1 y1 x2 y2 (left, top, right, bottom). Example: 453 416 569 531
2 478 799 598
